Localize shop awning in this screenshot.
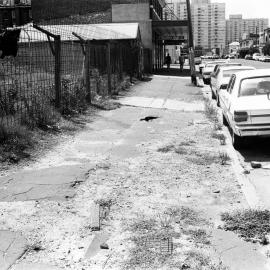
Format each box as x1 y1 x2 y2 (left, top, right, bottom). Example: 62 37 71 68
152 20 189 44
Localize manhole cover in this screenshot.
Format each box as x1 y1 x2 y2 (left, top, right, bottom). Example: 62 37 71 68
143 236 173 255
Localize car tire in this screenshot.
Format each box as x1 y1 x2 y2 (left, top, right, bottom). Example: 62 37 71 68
231 129 242 149
211 89 216 100
222 114 228 126
217 96 220 107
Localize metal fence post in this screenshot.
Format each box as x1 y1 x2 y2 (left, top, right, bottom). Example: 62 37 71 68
119 45 123 81
107 41 112 95
85 41 91 103
54 35 61 109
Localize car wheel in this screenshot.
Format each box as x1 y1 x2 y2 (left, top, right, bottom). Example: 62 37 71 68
217 96 220 107
231 129 242 149
211 89 216 100
222 114 228 126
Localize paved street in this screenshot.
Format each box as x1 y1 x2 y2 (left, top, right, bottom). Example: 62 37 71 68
0 72 269 269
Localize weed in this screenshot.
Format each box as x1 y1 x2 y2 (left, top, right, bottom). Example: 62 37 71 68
166 206 206 226
204 100 218 121
61 75 88 116
184 250 229 270
157 144 188 155
221 209 270 244
187 150 220 166
178 139 196 146
21 91 60 130
157 145 175 153
213 120 223 131
219 151 230 165
212 132 226 145
0 123 33 150
186 228 211 245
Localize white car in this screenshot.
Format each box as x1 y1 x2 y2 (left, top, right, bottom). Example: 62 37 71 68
219 69 270 148
202 60 227 84
210 62 242 93
211 66 255 103
252 53 262 61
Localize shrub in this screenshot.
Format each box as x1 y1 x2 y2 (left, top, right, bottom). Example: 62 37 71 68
61 75 88 116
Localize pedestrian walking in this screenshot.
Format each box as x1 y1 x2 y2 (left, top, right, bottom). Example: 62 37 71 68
179 55 185 72
165 53 171 69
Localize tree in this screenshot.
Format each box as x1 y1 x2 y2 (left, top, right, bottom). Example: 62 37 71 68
238 48 250 58
263 44 270 56
248 46 260 55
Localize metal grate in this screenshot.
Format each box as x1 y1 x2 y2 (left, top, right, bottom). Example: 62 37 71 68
143 236 174 255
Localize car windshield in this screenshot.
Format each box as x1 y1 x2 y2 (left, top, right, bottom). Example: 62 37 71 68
239 76 270 96
223 69 253 78
206 64 215 68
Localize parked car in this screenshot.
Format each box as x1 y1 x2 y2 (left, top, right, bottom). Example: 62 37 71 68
219 69 270 148
194 57 202 65
210 63 242 95
245 54 253 60
211 66 255 103
201 60 228 84
252 53 262 61
261 56 270 62
258 55 266 61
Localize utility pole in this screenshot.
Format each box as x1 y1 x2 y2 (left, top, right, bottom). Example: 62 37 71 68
186 0 194 49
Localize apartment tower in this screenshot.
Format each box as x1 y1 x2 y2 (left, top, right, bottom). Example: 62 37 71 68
191 0 226 51
226 15 269 44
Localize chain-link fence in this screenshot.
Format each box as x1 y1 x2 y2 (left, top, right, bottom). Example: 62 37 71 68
0 24 142 130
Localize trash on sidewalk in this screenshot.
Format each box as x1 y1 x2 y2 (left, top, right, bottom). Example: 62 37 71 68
251 162 262 169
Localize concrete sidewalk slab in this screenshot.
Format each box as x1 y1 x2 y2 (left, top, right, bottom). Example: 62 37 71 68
0 231 27 270
212 229 269 270
0 165 86 202
118 96 204 111
12 263 63 270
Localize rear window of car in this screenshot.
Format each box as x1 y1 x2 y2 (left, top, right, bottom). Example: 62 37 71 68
223 69 253 78
239 76 270 96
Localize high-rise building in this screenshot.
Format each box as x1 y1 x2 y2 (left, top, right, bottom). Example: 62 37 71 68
226 15 269 45
165 0 187 20
191 0 226 51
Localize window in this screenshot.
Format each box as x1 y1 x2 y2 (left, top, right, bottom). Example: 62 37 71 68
239 77 270 96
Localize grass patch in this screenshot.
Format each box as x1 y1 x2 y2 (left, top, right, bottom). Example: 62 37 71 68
212 132 226 145
186 150 220 166
221 209 270 245
219 151 230 165
184 250 228 270
0 123 34 163
186 229 211 246
204 100 219 122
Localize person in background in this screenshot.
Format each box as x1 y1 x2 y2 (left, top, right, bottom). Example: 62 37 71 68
179 54 185 72
165 53 171 69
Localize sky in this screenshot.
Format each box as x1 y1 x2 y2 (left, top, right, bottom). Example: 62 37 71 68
214 0 270 21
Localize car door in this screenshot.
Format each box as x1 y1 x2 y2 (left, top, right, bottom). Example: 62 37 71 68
220 75 236 124
212 69 220 94
225 75 236 126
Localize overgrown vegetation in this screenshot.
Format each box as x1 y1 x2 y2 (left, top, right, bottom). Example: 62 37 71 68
221 209 270 245
123 206 227 270
0 123 33 163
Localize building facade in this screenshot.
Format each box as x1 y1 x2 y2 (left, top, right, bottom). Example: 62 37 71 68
165 0 187 20
226 15 269 45
191 0 225 52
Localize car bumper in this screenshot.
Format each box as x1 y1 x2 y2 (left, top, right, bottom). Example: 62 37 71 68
234 124 270 136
